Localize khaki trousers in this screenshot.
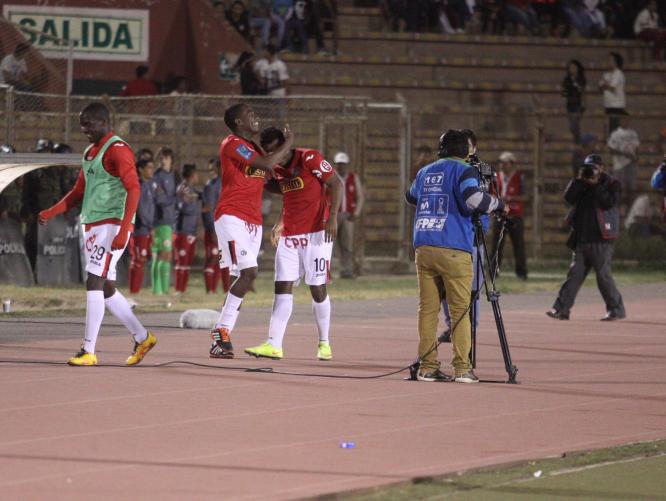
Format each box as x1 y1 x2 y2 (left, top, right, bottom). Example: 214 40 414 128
415 246 473 375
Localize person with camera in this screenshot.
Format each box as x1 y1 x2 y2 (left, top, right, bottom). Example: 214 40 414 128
406 129 506 383
547 154 626 322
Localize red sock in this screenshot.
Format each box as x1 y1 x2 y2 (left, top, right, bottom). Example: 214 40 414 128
182 270 190 292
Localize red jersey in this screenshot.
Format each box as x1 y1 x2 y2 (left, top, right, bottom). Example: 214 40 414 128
214 134 266 225
119 78 158 97
275 148 334 236
497 170 525 218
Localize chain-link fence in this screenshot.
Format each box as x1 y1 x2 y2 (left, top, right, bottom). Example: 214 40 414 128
0 91 411 270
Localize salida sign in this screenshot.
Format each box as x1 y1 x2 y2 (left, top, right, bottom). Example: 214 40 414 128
2 5 149 61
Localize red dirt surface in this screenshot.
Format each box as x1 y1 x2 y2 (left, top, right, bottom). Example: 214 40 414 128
0 285 665 500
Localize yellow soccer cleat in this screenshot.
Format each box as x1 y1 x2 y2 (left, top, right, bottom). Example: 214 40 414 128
126 331 157 366
317 342 332 361
68 348 98 366
244 342 283 360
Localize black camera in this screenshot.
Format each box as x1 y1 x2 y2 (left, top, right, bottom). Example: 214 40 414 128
581 164 599 179
468 153 496 192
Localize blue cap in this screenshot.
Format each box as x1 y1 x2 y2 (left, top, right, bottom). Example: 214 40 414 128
584 154 603 166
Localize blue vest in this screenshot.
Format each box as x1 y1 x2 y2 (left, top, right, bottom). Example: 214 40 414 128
410 158 477 254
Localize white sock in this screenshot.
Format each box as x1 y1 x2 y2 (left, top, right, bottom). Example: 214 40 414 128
267 294 293 349
312 296 331 344
105 290 148 343
83 291 105 354
215 292 243 331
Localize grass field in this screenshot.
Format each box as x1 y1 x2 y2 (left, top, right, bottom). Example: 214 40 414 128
1 266 665 316
347 440 666 500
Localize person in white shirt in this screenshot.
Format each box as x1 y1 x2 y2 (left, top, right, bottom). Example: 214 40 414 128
634 0 666 60
598 52 626 135
607 113 640 206
254 44 289 97
0 43 29 88
625 191 662 237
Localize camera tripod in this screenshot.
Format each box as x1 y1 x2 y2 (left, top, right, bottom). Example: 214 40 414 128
469 214 518 384
408 213 519 384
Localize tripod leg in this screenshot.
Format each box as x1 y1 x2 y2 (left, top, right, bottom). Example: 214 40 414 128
470 290 477 368
489 293 518 383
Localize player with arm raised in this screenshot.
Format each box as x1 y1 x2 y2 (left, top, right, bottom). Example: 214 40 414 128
38 102 156 366
244 127 343 361
209 104 293 358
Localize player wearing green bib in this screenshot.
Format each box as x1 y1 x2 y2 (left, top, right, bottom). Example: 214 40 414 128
39 102 157 366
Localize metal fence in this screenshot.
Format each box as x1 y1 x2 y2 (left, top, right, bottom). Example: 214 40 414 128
0 90 411 269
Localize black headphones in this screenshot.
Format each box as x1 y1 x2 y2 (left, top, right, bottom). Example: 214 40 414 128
437 131 449 158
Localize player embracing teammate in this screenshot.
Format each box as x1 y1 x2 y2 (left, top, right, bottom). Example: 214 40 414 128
208 104 293 358
244 127 342 360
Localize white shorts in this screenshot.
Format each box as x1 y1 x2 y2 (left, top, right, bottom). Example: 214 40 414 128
275 231 333 286
214 214 263 273
83 224 128 281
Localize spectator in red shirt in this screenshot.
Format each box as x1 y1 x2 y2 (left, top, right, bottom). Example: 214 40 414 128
491 151 528 280
120 65 158 97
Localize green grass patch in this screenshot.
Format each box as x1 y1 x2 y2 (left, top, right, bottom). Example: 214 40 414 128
346 439 666 500
1 266 664 316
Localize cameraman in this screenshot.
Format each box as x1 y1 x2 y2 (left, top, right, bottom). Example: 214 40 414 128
548 154 626 321
406 129 506 383
651 157 666 221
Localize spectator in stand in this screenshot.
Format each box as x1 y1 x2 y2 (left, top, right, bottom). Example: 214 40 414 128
255 44 289 96
284 0 327 54
634 0 666 60
491 151 528 280
151 147 177 295
334 151 364 278
234 51 264 95
533 0 566 36
0 43 30 89
250 0 285 48
583 0 610 38
479 0 503 34
571 133 599 177
607 113 639 206
202 159 231 294
226 0 253 42
598 52 626 135
503 0 540 35
169 76 189 96
120 65 158 97
128 159 156 295
174 164 201 294
561 59 587 144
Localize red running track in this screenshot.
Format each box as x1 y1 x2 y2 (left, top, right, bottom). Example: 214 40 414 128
0 285 665 500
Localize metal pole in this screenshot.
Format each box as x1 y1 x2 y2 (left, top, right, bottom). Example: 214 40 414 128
397 104 410 262
5 86 15 146
532 112 544 262
64 39 74 144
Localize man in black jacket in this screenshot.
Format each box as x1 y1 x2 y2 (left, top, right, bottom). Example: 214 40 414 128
547 154 626 321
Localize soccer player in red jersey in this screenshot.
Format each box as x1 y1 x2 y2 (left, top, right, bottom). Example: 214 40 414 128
244 127 342 361
209 103 294 359
38 102 156 366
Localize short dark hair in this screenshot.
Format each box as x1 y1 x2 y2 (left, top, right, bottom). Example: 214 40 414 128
460 128 477 148
260 127 285 148
81 102 110 123
137 147 154 161
156 147 172 161
438 129 469 158
136 65 149 78
610 52 623 69
15 43 30 56
136 159 151 170
224 103 247 132
182 163 197 179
